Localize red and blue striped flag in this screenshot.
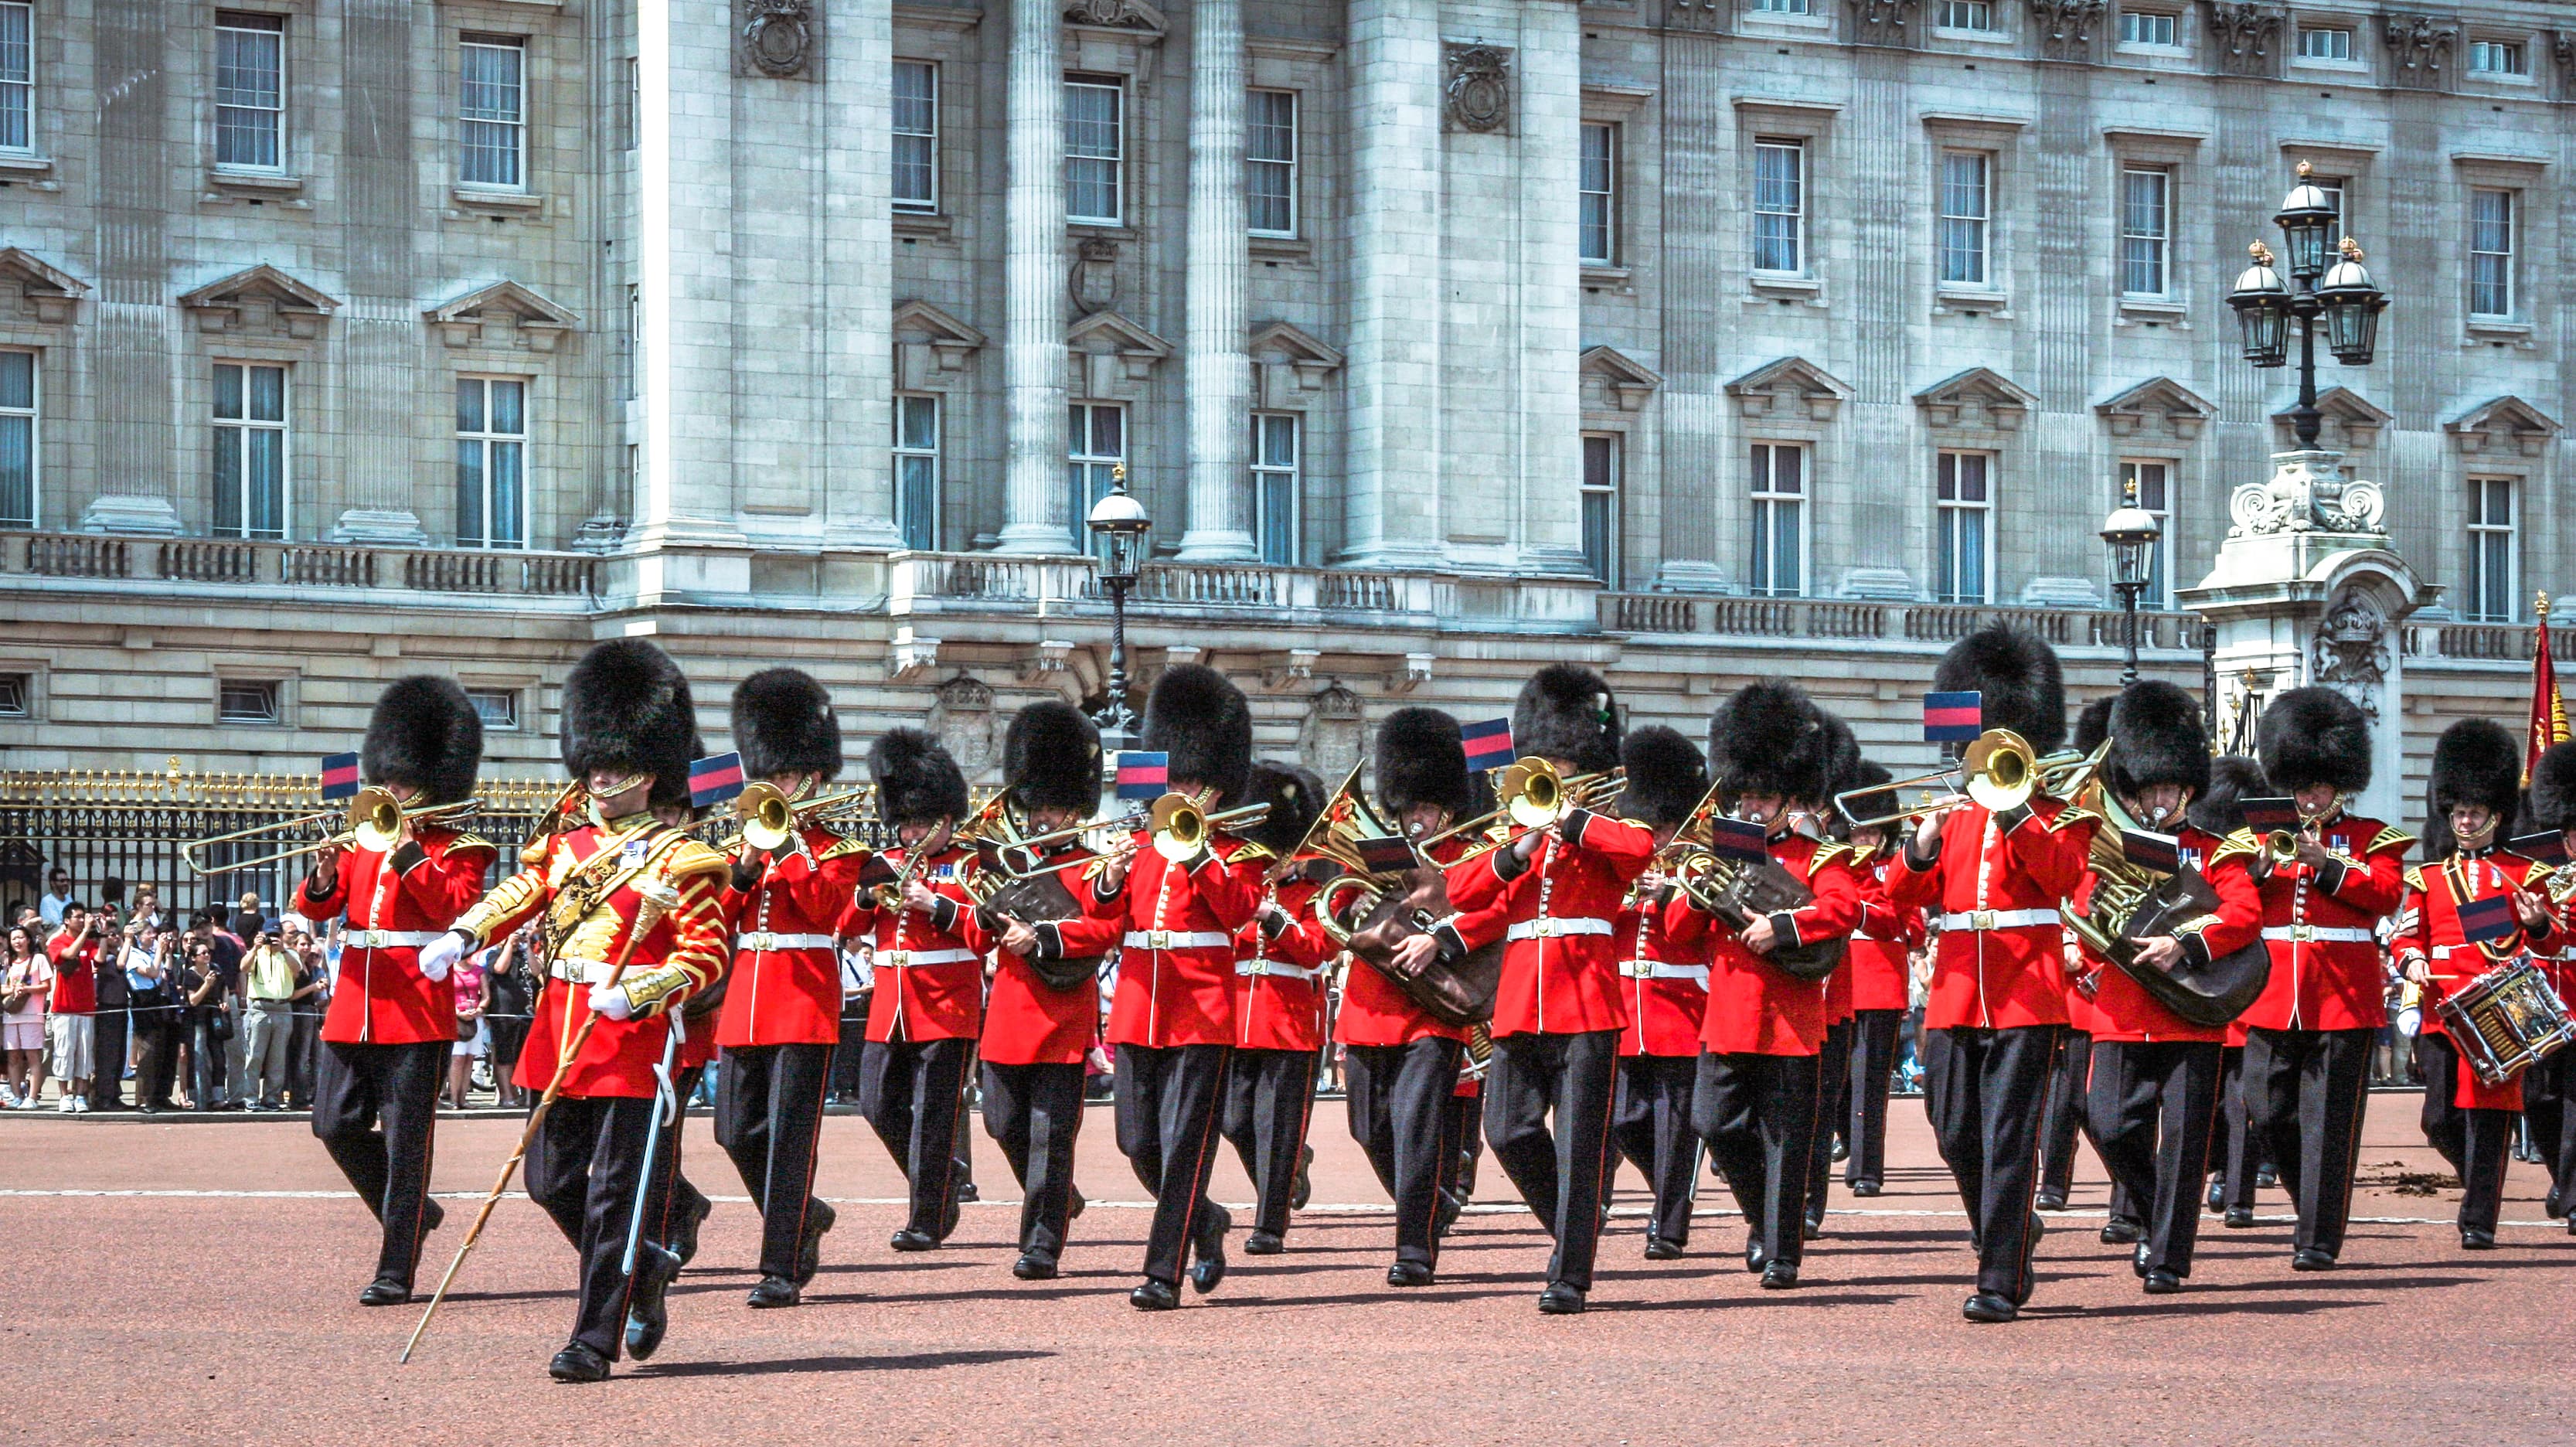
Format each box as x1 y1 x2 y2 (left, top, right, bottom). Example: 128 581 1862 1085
2510 831 2571 866
319 753 362 802
2122 828 2181 874
2238 797 2300 832
1459 717 1516 771
1707 816 1770 863
689 752 746 809
1115 752 1169 803
2459 893 2521 945
1923 691 1982 744
1355 834 1421 875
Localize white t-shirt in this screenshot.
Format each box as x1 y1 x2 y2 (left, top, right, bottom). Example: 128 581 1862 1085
5 955 51 1023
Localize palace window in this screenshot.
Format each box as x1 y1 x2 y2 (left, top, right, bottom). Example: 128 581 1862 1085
1251 412 1298 565
1935 450 1992 604
1247 89 1296 237
2119 166 2170 297
1747 443 1806 598
0 2 31 152
2465 476 2516 622
213 363 288 540
1065 79 1123 225
218 679 281 725
2467 39 2527 76
2469 189 2515 318
1068 402 1125 561
2118 9 2177 46
464 688 519 730
1937 1 1994 31
1579 123 1616 266
459 35 525 189
1581 434 1620 584
894 393 939 551
0 349 32 529
1752 138 1805 275
1938 151 1990 286
213 12 284 170
893 61 938 213
2116 460 2172 608
2295 25 2352 61
455 377 526 550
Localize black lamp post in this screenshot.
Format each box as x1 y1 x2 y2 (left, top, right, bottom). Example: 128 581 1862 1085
1086 464 1151 749
2101 478 2163 687
2227 161 2389 448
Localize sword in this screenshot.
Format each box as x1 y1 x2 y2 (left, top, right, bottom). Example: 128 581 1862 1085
621 1009 685 1276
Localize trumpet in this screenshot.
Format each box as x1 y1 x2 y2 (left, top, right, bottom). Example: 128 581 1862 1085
1832 731 2098 829
1417 760 1625 854
1150 792 1270 861
723 781 876 853
183 787 480 876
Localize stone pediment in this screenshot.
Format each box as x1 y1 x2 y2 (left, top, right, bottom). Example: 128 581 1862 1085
2447 395 2561 458
1914 366 2037 430
179 264 340 339
1248 320 1342 407
1724 356 1852 422
1064 0 1166 36
1581 346 1662 411
0 247 88 324
425 279 579 352
2272 386 2391 451
2094 376 2214 441
894 299 987 387
1067 308 1172 398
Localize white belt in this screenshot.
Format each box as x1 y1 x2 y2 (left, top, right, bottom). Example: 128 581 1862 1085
1124 930 1232 952
1506 917 1615 941
875 948 978 968
737 932 836 953
550 959 616 985
1236 960 1324 982
1620 960 1710 984
1938 909 2059 932
345 930 441 950
2263 925 2374 945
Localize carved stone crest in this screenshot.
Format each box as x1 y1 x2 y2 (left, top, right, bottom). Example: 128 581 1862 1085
2204 2 2284 78
2311 592 2387 719
741 1 815 79
2381 12 2457 90
1444 45 1511 134
928 675 1000 781
2226 451 2383 540
1070 238 1118 315
1849 0 1921 49
2030 0 2107 62
1297 686 1368 784
1064 0 1165 31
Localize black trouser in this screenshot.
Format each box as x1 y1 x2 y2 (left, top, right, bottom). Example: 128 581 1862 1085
1484 1028 1620 1292
288 1010 322 1108
131 1008 179 1108
524 1093 660 1360
2085 1039 2222 1278
1345 1037 1465 1269
2213 1044 2261 1210
1611 1053 1700 1248
858 1035 972 1238
830 1006 869 1098
2039 1028 2091 1202
2416 1032 2513 1238
1924 1024 2059 1304
1846 1009 1903 1190
1222 1045 1319 1240
312 1039 448 1288
716 1042 835 1282
1114 1042 1233 1286
1448 1089 1484 1197
641 1063 706 1264
2244 1027 2377 1255
2522 1044 2576 1212
981 1058 1087 1260
90 1006 129 1109
1805 1020 1853 1226
488 1016 531 1104
1695 1050 1822 1271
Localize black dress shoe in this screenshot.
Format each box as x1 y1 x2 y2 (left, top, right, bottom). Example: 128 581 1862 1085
1744 1240 1769 1275
889 1227 940 1252
1849 1180 1880 1198
1189 1204 1231 1295
957 1177 980 1204
672 1191 711 1268
1760 1260 1799 1290
2205 1176 2226 1210
1802 1214 1822 1241
1068 1188 1087 1221
747 1275 801 1309
424 1197 447 1234
623 1241 682 1361
2035 1190 2068 1213
2099 1217 2145 1245
2547 1185 2565 1219
1961 1292 2018 1323
2254 1163 2278 1190
1243 1229 1285 1256
1642 1235 1684 1261
358 1277 412 1307
1291 1144 1315 1211
548 1343 614 1384
2291 1248 2336 1272
938 1197 962 1241
796 1200 837 1284
1012 1252 1059 1281
2223 1207 2256 1229
2142 1268 2183 1295
2460 1229 2496 1251
1130 1278 1180 1311
1386 1260 1434 1287
1831 1138 1849 1163
1536 1282 1587 1315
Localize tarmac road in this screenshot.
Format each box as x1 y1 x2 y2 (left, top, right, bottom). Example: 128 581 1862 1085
3 1089 2570 1445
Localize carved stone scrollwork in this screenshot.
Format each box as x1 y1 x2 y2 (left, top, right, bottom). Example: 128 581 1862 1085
2204 2 2284 78
2555 30 2575 88
2310 592 2388 720
1444 45 1512 134
2381 12 2457 90
2030 0 2106 62
741 1 815 79
2224 452 2384 540
1849 0 1921 49
1064 0 1167 34
1665 0 1730 34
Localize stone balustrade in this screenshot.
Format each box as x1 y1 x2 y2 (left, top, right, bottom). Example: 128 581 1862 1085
2 530 598 600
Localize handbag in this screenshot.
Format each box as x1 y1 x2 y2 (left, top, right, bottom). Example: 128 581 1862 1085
206 1005 237 1044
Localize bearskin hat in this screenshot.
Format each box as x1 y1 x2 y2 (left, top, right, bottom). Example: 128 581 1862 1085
1374 707 1476 822
2190 754 2268 836
869 727 969 826
1836 760 1897 833
730 669 842 782
2527 741 2576 835
1932 625 2066 754
2104 680 2210 801
1243 761 1325 858
2258 686 2373 796
1513 664 1623 776
561 639 700 809
1620 726 1710 830
362 676 483 805
1004 700 1104 819
1141 663 1254 808
1708 679 1835 804
2071 695 2116 758
2428 718 2522 854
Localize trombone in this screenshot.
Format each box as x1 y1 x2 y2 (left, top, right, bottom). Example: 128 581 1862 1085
986 795 1273 881
183 787 480 876
1415 759 1625 854
1831 731 2100 830
722 781 876 853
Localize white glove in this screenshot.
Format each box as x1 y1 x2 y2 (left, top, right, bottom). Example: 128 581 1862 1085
417 930 470 983
587 982 634 1021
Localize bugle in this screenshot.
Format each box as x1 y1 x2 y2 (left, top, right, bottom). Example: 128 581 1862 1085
182 787 479 876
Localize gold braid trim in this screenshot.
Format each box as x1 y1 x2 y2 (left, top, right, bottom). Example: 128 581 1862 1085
618 869 731 1019
456 854 553 948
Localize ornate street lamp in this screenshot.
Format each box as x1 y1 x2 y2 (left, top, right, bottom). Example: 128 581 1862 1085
2227 160 2389 448
2316 238 2389 366
2227 241 2292 368
1085 464 1151 748
2101 478 2163 688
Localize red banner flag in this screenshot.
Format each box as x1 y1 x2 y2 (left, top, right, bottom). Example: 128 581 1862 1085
2529 594 2570 785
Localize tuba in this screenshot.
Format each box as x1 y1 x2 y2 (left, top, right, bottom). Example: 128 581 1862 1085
1659 785 1844 982
1306 763 1503 1029
2058 781 2271 1028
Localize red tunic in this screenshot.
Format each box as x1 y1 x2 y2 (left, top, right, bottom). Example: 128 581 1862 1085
1444 809 1658 1038
717 825 865 1048
1336 836 1479 1049
2237 812 2409 1033
2065 827 2265 1044
1097 834 1268 1048
2391 848 2560 1111
300 827 494 1047
1696 836 1863 1057
964 845 1125 1067
1227 873 1333 1054
849 845 982 1044
1615 886 1711 1058
1846 845 1923 1014
1886 797 2098 1031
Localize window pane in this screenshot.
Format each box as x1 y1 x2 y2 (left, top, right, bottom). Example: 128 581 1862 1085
1091 405 1121 458
215 363 243 422
0 2 29 152
456 377 484 434
492 379 524 434
1583 435 1613 491
245 427 284 538
492 439 523 545
1581 489 1611 584
1066 83 1121 221
216 16 284 169
0 414 30 527
213 427 242 534
1958 510 1986 600
461 41 525 188
1775 502 1801 596
1938 152 1989 285
894 62 938 209
899 455 937 550
1754 141 1802 273
457 440 485 543
1248 90 1295 164
249 365 284 422
0 348 29 409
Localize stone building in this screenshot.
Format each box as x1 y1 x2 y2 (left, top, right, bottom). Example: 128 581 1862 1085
2 0 2571 822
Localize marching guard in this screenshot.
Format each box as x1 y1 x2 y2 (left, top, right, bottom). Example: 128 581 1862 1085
2038 697 2115 1214
1802 715 1862 1240
2239 688 2409 1268
1887 625 2097 1323
713 669 860 1306
425 639 732 1381
1608 726 1715 1261
2524 741 2576 1230
2391 719 2559 1249
1221 764 1332 1256
301 676 492 1306
1836 761 1924 1198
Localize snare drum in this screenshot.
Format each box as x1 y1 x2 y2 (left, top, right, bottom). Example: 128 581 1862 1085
2433 955 2576 1087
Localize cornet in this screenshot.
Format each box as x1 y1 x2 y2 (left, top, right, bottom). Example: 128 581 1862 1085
723 780 876 853
1417 759 1625 854
1149 792 1271 861
183 787 481 876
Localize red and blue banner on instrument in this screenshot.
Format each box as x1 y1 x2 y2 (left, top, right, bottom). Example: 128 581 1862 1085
1707 816 1771 863
2510 831 2572 866
2458 892 2521 945
2122 827 2181 875
689 752 746 809
1114 752 1169 802
1923 691 1982 744
1355 833 1422 875
1459 718 1516 771
319 753 362 802
2238 797 2300 833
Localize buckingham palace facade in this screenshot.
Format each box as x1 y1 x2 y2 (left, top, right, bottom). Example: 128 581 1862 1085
0 0 2571 796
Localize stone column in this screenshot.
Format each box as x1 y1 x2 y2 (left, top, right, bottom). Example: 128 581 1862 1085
1513 1 1586 575
995 0 1073 555
1174 0 1256 562
822 0 903 548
